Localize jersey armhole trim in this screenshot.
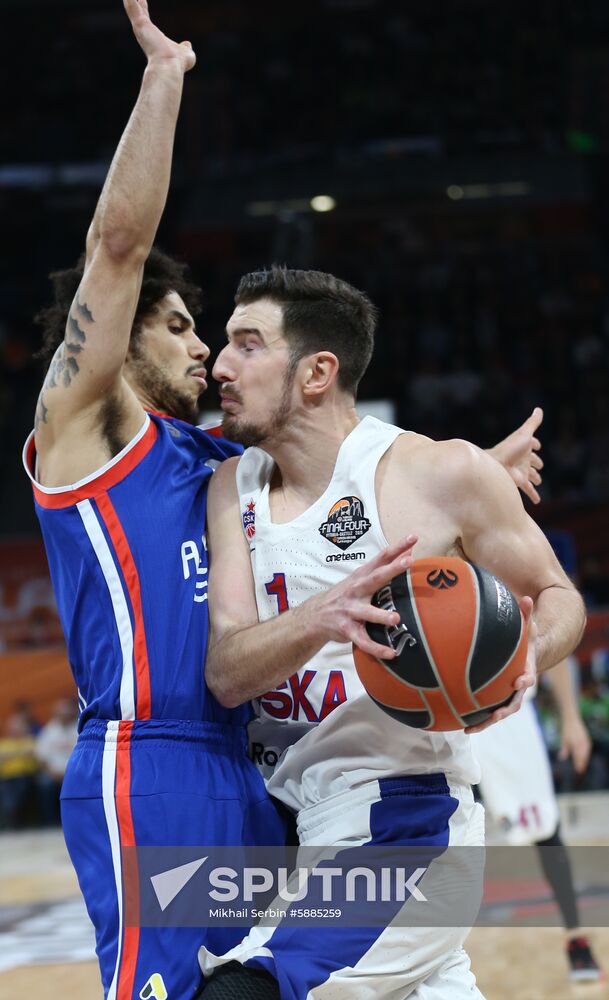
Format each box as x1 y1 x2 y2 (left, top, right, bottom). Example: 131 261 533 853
22 415 156 510
374 427 410 549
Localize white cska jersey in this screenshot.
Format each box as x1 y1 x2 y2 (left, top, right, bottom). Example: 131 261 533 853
238 416 480 815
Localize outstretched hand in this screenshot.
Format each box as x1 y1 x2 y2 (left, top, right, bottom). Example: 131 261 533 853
490 407 544 504
123 0 196 72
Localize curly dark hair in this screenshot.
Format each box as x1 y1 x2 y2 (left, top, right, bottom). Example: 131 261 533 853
35 246 204 369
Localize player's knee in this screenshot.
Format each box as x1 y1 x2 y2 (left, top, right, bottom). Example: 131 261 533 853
195 961 280 999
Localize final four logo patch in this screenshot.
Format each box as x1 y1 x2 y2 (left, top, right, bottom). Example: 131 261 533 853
319 496 371 550
242 499 256 540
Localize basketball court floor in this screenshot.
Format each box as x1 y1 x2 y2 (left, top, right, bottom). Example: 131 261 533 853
1 796 608 1000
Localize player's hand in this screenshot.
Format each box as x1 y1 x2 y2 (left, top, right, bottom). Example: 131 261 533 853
123 0 196 73
309 535 418 659
489 407 544 504
558 714 592 774
465 596 537 734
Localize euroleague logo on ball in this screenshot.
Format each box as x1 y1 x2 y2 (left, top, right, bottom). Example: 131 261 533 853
426 567 459 590
242 499 256 540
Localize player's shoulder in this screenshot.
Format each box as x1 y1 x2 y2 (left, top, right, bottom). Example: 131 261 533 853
388 431 482 467
386 433 490 492
207 454 241 499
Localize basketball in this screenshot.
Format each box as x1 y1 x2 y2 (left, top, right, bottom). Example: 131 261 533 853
354 556 527 731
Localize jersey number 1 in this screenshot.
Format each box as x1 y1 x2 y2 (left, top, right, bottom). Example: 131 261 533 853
265 573 290 614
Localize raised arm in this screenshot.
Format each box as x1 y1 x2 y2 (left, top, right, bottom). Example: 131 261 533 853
35 0 195 479
205 460 417 708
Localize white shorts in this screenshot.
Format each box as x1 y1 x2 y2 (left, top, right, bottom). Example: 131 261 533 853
473 698 559 845
199 773 486 1000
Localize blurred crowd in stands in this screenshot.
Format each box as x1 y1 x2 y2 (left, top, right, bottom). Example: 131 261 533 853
2 0 606 166
5 202 609 518
0 699 77 830
304 209 609 504
1 0 609 523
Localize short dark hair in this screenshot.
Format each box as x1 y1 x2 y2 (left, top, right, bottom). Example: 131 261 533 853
35 246 203 369
234 265 378 395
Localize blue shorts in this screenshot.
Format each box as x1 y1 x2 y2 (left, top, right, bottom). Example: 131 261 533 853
61 719 286 1000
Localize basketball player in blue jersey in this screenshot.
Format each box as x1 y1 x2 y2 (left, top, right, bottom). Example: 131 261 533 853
22 4 291 999
197 267 586 999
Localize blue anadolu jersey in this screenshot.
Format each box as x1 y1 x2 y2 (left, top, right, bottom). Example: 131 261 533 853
23 412 245 730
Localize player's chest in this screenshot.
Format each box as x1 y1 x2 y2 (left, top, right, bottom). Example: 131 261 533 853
249 490 385 612
376 480 461 559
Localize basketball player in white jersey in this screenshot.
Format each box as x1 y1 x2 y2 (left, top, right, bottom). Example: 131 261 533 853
198 266 585 1000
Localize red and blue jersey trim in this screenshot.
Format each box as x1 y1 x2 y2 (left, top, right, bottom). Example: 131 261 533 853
23 415 157 510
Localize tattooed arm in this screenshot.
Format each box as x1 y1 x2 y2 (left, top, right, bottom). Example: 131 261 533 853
34 0 196 484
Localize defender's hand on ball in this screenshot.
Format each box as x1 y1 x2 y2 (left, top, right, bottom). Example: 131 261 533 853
464 596 537 734
314 534 418 659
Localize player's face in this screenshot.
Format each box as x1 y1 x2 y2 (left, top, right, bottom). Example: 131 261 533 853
213 298 297 447
127 292 209 423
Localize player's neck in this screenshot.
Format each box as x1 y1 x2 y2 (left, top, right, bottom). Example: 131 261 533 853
268 405 359 508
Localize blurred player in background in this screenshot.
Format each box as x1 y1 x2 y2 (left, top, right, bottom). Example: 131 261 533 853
475 655 604 980
197 267 585 1000
34 697 77 826
474 468 604 983
22 3 285 998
